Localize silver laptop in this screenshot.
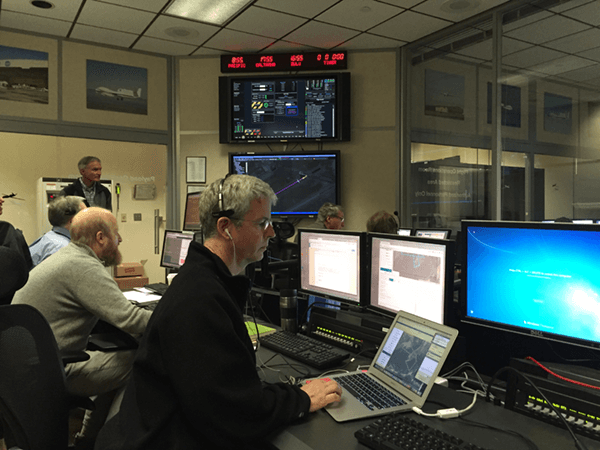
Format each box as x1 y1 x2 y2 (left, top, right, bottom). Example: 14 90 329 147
311 310 458 422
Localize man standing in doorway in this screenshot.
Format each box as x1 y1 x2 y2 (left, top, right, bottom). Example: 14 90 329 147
60 156 112 211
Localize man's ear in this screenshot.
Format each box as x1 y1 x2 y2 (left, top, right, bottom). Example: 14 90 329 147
215 217 232 240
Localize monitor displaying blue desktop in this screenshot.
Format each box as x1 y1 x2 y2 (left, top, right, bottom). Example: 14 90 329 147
368 234 454 325
160 230 194 270
298 229 365 306
462 220 600 350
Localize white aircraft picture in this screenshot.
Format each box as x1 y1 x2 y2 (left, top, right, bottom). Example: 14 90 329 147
95 86 142 100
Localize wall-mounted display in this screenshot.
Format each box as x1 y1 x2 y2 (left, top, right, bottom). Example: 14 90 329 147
544 92 572 135
0 45 48 104
86 60 148 115
424 69 465 120
486 82 521 128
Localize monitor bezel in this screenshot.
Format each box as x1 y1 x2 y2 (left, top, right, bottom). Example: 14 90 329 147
461 219 600 351
228 150 341 218
183 191 202 232
414 228 452 239
218 72 351 144
160 229 194 270
366 233 456 326
297 228 368 307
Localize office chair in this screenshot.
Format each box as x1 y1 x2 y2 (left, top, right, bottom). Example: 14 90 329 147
0 304 93 450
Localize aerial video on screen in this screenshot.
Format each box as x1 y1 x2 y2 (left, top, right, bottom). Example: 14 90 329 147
231 154 337 215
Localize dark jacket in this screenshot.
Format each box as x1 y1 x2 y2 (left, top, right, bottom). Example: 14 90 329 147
60 180 112 211
96 242 310 450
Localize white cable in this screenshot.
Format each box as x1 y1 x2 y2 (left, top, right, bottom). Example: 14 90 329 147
412 391 478 419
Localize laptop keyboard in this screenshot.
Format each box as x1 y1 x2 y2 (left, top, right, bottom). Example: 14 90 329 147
336 372 406 411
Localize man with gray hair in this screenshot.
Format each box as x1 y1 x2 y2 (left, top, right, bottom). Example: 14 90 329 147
316 202 345 230
60 156 112 211
13 207 151 450
29 195 86 268
96 174 342 450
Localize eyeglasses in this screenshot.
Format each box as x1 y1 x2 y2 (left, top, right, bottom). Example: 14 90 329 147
331 215 345 223
232 217 273 231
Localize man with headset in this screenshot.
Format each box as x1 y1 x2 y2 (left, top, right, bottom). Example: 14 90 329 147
29 195 86 268
97 174 342 450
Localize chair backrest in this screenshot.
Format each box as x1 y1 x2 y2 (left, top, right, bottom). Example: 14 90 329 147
0 304 71 450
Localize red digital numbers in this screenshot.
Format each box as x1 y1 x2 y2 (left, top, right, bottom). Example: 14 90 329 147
231 56 244 64
260 56 273 63
291 54 304 62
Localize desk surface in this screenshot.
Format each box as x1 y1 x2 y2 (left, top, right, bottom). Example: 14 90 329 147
258 347 600 450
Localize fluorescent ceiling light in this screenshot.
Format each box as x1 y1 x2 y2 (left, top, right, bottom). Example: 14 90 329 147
166 0 253 26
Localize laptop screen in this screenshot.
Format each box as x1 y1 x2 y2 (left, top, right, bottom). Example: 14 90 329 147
372 314 455 398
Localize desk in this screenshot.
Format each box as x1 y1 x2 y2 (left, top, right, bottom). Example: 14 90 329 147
258 347 600 450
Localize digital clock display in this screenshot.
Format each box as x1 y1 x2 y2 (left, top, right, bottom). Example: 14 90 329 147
221 51 347 73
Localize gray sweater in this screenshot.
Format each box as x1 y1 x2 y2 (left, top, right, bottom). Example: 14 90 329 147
12 241 151 354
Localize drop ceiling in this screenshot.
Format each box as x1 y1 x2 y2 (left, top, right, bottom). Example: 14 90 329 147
1 0 600 91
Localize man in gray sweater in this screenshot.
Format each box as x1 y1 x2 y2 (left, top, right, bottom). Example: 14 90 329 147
12 207 151 450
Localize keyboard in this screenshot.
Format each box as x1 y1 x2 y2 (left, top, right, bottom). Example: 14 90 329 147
144 282 168 295
259 331 350 369
355 413 492 450
336 373 406 411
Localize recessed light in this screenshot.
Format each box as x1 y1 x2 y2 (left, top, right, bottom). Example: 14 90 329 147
164 27 199 39
440 0 480 14
360 6 372 13
31 0 54 9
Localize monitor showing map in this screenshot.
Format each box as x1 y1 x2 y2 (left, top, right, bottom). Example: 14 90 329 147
229 151 340 217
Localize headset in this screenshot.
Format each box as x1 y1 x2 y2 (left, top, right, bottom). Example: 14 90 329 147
211 175 235 220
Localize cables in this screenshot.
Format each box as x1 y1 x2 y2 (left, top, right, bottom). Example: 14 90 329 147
525 356 600 391
412 391 478 419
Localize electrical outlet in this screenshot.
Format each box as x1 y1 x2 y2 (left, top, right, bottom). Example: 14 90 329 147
121 213 127 222
134 213 142 221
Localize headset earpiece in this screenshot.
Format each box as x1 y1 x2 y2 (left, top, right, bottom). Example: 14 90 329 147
225 229 232 240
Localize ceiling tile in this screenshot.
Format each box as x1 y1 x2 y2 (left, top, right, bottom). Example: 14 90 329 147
336 33 406 50
70 24 138 49
226 6 307 39
203 29 275 53
260 41 319 53
190 47 225 56
95 0 169 13
556 64 600 83
527 55 596 77
0 11 72 37
78 1 155 34
315 0 403 31
577 47 600 63
502 46 564 69
504 14 590 45
547 0 595 13
544 28 600 54
254 0 339 19
562 1 600 26
283 21 361 49
145 15 219 46
370 10 451 42
502 9 552 33
2 0 83 21
413 0 509 23
456 36 532 60
132 36 198 55
379 0 422 8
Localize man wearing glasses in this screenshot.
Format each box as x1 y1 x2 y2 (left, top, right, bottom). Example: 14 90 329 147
97 174 341 450
316 202 345 230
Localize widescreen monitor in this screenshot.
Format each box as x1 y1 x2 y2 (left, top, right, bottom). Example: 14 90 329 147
183 192 202 231
462 220 600 350
229 151 340 217
415 228 451 239
160 230 194 270
298 229 366 306
368 234 455 325
219 72 350 144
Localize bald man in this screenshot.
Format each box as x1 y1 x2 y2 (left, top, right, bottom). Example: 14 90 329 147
13 207 151 450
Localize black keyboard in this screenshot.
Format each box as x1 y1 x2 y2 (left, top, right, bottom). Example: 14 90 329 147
144 282 168 295
336 373 406 411
355 414 493 450
259 331 350 369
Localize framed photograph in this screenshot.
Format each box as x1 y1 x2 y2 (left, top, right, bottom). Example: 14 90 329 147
186 156 206 183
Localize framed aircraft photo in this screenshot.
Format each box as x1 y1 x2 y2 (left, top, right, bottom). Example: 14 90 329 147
86 59 148 115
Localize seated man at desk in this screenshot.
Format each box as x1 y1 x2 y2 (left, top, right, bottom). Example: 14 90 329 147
29 195 86 268
96 175 342 450
12 207 151 450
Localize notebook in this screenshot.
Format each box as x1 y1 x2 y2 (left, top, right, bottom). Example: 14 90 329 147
310 309 458 422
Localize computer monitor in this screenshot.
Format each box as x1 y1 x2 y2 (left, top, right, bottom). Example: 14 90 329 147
160 230 194 270
573 219 594 224
298 229 366 306
414 228 451 239
368 234 455 325
397 228 412 236
462 220 600 351
183 192 202 231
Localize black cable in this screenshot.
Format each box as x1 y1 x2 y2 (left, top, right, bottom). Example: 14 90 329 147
458 416 540 450
486 366 589 450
